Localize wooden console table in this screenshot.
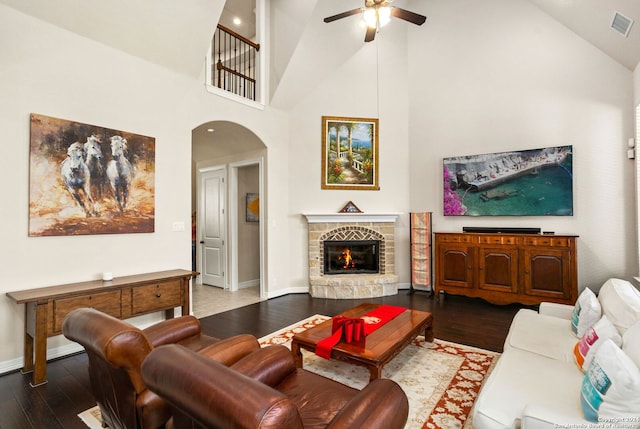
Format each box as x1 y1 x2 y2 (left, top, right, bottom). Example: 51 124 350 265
7 269 196 387
435 232 578 306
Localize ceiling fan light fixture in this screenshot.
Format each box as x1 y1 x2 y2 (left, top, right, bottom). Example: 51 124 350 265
378 6 391 27
363 8 377 28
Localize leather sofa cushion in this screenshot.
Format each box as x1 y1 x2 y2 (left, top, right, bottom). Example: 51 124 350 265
504 309 577 362
276 369 359 429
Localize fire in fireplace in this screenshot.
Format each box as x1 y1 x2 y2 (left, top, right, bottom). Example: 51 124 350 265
323 240 380 275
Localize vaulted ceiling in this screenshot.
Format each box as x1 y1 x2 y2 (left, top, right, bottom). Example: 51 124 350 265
1 0 637 80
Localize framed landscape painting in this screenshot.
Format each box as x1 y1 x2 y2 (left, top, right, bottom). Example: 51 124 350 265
321 116 379 190
29 113 155 236
443 145 573 216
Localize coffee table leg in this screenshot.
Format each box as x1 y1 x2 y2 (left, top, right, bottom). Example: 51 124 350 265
368 365 382 382
425 322 434 342
291 341 303 368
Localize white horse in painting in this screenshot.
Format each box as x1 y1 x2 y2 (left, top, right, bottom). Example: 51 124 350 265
106 136 134 213
60 142 97 217
83 135 107 201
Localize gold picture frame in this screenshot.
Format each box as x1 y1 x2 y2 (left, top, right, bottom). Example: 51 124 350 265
321 116 379 190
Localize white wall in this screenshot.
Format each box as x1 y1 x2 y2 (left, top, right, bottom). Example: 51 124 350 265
408 0 636 290
0 4 289 369
635 63 640 106
286 25 412 289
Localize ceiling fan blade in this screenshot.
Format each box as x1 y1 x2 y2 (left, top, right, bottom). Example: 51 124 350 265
390 7 427 25
324 8 364 23
364 26 376 42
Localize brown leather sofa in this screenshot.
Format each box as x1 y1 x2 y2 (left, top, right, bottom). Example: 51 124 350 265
141 342 410 429
62 308 260 429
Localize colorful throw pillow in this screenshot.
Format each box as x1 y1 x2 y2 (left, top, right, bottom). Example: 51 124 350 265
623 320 640 370
571 287 601 337
598 278 640 335
573 315 622 371
580 339 640 423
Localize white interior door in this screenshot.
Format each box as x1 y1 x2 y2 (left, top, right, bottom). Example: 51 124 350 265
200 168 226 287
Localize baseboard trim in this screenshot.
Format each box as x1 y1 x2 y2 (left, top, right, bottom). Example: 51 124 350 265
238 279 260 289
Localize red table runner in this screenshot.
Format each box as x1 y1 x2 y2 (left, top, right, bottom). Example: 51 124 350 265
316 305 406 359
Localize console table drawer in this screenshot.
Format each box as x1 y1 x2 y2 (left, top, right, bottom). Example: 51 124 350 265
131 281 182 315
53 290 122 333
478 235 516 245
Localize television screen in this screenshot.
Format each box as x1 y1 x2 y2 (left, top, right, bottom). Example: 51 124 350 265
443 145 573 216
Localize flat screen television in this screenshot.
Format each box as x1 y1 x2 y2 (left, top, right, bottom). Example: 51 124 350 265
443 145 573 216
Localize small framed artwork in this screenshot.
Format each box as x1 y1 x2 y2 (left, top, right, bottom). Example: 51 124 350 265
321 116 379 190
246 193 259 222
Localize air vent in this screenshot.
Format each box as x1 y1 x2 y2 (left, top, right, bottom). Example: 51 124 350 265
611 11 634 37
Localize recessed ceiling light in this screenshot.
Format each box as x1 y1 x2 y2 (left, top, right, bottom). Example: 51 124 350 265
233 17 242 26
207 128 215 133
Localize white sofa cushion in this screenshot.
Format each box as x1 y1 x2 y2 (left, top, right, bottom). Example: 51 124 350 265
504 309 577 362
598 278 640 335
623 321 640 369
571 287 601 337
580 339 640 422
473 348 584 429
573 315 622 371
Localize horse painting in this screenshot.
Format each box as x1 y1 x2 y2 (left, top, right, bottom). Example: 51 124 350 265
107 136 134 213
83 135 107 201
60 142 97 217
29 113 155 236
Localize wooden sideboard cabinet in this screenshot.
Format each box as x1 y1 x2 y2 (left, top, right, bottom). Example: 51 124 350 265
434 232 578 306
7 269 196 387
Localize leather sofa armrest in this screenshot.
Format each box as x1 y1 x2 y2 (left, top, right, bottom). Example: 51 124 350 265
327 379 409 429
231 345 296 387
144 315 203 347
136 389 171 429
198 334 260 366
538 302 574 320
142 345 304 429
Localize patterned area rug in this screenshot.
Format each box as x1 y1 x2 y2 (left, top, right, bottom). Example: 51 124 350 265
79 314 500 429
259 315 500 429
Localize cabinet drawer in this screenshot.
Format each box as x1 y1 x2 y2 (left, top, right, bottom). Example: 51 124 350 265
132 281 182 315
53 290 122 333
437 234 472 243
521 236 569 247
478 235 516 245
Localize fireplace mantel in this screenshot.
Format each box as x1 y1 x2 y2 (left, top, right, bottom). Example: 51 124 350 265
303 213 400 223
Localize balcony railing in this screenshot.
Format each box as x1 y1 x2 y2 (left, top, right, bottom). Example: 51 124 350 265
211 24 260 101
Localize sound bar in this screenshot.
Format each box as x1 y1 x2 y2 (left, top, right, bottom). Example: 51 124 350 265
462 226 541 234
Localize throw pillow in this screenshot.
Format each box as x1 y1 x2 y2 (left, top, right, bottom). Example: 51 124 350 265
623 320 640 370
573 315 622 371
571 287 601 337
598 278 640 335
580 339 640 423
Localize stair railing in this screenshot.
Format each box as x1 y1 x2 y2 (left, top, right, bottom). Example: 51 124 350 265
212 24 260 101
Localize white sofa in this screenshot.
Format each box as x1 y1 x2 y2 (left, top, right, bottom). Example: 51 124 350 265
472 278 640 429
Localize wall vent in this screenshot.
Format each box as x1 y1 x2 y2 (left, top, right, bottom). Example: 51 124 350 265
611 11 634 37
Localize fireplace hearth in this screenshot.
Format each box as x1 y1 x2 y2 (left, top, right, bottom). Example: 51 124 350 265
304 213 400 299
323 240 380 275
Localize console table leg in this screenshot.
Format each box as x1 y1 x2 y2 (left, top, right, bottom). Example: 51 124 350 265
31 302 49 386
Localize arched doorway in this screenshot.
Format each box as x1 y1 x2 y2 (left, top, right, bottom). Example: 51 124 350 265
192 121 266 317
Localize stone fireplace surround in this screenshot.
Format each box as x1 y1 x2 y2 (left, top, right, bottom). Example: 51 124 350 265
304 213 400 299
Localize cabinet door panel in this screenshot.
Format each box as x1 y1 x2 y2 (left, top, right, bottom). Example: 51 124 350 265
523 249 571 299
478 247 518 293
437 245 473 289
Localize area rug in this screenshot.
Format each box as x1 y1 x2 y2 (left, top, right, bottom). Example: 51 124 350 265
79 314 500 429
259 315 500 429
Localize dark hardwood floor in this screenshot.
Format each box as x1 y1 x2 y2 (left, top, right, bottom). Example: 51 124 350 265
0 292 527 429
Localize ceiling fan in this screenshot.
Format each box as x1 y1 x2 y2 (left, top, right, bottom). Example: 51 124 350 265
324 0 427 43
